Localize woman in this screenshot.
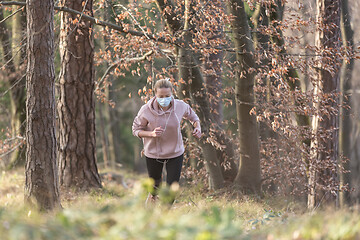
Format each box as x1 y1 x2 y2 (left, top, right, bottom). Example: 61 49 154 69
132 79 201 203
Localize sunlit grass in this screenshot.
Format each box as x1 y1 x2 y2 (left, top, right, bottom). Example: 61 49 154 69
0 170 24 207
1 169 360 239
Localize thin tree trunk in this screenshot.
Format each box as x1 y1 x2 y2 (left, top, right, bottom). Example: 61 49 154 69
102 2 120 169
24 0 60 210
98 101 109 169
204 50 224 125
226 0 261 193
308 0 341 210
339 0 354 206
132 99 146 172
0 8 26 168
106 87 117 169
12 5 27 64
252 3 273 143
58 0 101 189
9 6 27 168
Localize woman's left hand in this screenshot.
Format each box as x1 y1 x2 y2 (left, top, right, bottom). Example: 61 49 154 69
192 127 202 139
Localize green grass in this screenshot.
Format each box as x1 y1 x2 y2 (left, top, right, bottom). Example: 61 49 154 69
1 169 360 240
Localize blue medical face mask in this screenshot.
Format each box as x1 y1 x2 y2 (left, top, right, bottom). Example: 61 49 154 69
157 96 172 107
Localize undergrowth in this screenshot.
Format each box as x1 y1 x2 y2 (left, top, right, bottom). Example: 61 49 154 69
0 169 360 239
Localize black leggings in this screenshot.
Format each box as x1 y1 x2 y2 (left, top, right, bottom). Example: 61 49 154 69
145 154 184 190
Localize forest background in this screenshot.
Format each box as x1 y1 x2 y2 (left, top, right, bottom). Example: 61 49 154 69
0 0 360 239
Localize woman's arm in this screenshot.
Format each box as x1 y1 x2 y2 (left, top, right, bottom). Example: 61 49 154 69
192 121 202 139
138 127 164 138
182 103 202 139
193 121 201 129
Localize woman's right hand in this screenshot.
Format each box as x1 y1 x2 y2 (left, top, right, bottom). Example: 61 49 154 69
151 127 164 137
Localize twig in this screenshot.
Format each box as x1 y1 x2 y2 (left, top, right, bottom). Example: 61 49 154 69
0 141 24 159
188 196 198 208
0 73 26 98
113 3 151 40
0 37 26 71
0 6 24 24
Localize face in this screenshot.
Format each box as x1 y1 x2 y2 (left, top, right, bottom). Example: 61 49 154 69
155 87 172 98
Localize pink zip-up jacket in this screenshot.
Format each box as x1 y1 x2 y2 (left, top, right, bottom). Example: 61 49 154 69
132 97 200 159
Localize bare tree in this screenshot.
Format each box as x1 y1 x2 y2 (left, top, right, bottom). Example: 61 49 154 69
308 0 342 209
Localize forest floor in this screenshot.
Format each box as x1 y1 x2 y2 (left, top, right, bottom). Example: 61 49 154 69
0 168 360 240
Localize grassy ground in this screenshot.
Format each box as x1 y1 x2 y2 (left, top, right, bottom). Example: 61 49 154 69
0 169 360 240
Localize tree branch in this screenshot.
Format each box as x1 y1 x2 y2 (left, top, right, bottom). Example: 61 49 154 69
96 50 154 90
0 1 177 46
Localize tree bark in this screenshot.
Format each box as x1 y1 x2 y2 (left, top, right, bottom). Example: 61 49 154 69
308 0 341 210
24 0 60 210
226 0 261 193
58 0 101 190
339 0 354 206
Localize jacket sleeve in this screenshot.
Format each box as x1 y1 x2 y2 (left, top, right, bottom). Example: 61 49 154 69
132 106 148 138
183 103 200 124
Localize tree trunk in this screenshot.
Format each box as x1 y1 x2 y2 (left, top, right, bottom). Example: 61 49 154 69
98 101 109 169
9 6 27 168
24 0 60 210
178 0 224 189
58 0 101 189
203 6 238 181
226 0 261 193
0 8 26 168
177 46 225 190
12 5 27 64
102 3 120 169
252 3 274 142
106 87 117 169
339 0 354 206
308 0 341 210
132 99 146 172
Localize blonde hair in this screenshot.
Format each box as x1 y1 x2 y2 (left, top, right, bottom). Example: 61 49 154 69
154 78 173 93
